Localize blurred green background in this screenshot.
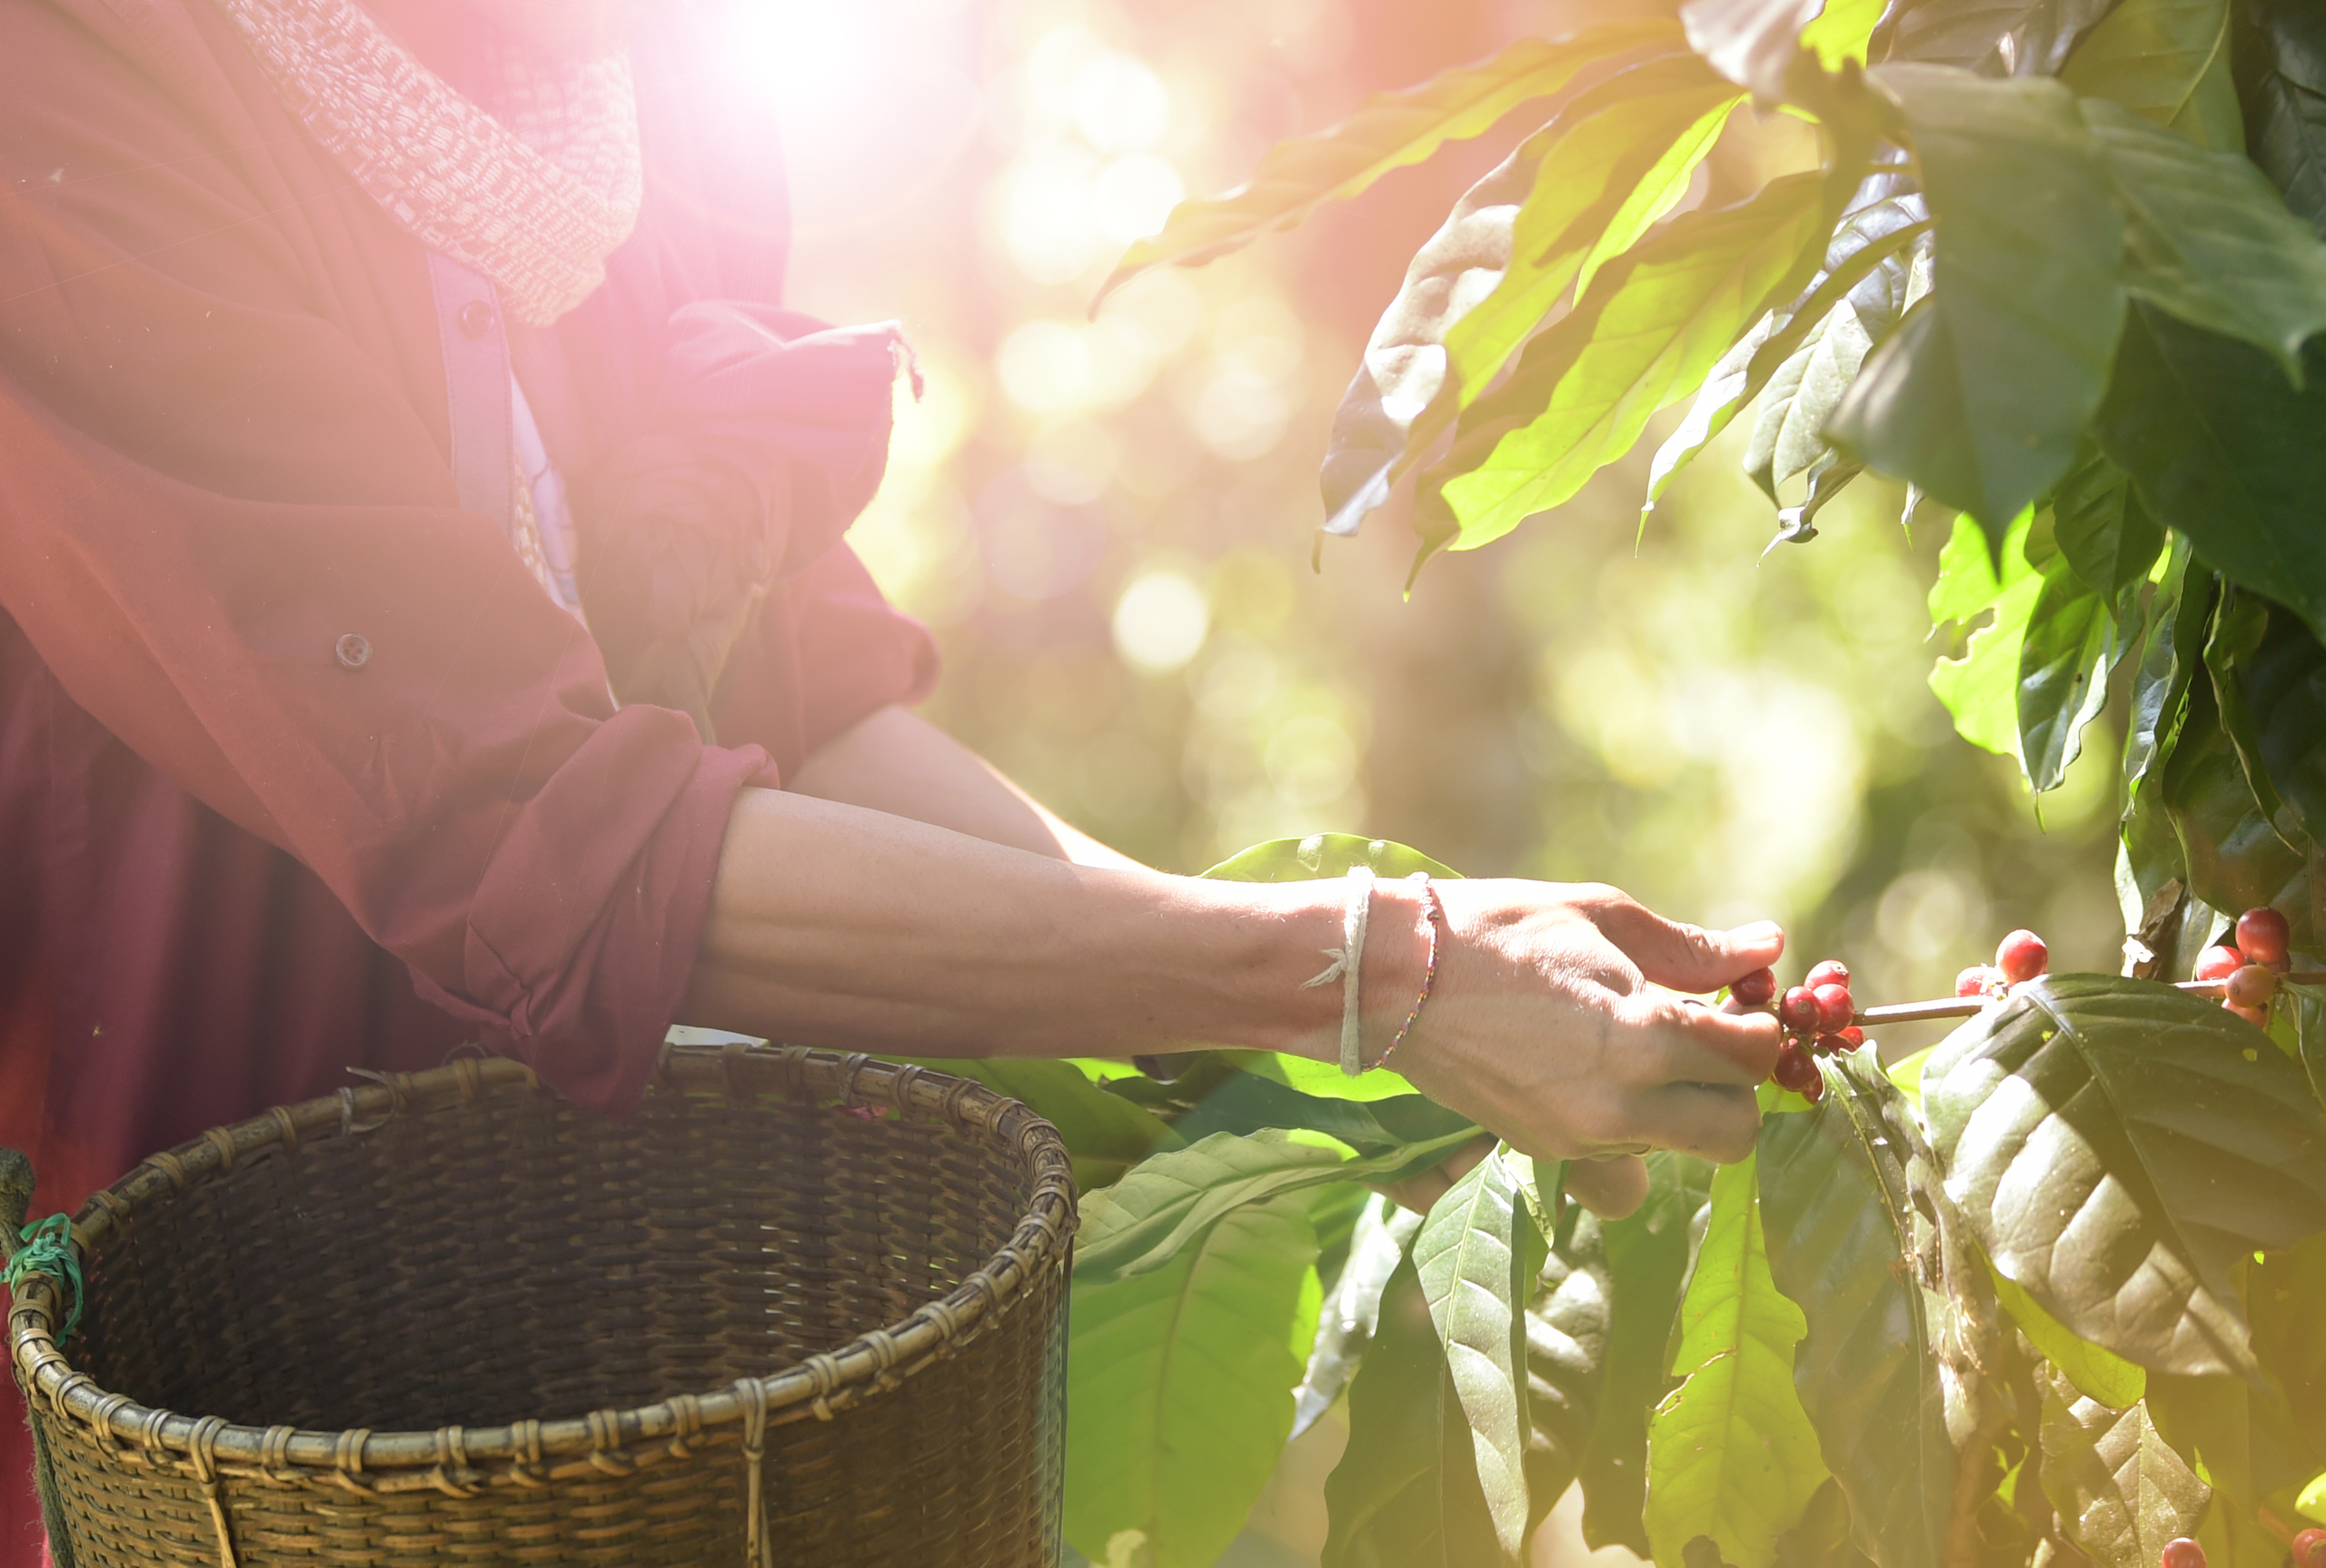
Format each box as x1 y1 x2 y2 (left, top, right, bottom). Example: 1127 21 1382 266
760 0 2128 1556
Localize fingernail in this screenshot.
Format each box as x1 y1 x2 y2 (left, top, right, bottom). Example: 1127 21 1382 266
1732 920 1783 944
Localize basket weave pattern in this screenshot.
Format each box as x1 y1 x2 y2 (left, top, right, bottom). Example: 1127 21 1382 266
5 1046 1076 1567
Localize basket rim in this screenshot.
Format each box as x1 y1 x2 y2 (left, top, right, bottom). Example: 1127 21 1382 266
5 1044 1077 1496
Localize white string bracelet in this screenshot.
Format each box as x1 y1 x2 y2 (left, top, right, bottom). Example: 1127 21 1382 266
1299 866 1375 1077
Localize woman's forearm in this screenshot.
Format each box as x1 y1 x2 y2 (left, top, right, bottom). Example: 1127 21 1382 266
679 785 1365 1059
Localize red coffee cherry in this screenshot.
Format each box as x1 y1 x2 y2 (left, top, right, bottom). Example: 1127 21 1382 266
1779 987 1819 1031
1812 983 1854 1032
1731 968 1778 1008
1774 1040 1822 1094
2161 1539 2205 1568
1804 959 1851 992
1799 1073 1824 1104
2289 1526 2326 1568
1995 928 2048 984
1814 1033 1851 1057
2226 964 2279 1008
2193 944 2244 982
1956 966 1995 998
2227 1000 2271 1027
1836 1026 1865 1051
2236 906 2291 968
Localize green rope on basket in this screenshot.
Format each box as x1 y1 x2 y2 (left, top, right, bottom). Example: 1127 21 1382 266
5 1215 84 1343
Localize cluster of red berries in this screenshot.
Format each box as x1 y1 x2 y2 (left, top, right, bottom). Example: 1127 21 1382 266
1954 928 2050 999
1731 959 1864 1104
2291 1528 2326 1568
2195 905 2294 1027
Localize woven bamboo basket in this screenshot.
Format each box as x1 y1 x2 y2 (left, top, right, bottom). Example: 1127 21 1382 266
2 1044 1077 1567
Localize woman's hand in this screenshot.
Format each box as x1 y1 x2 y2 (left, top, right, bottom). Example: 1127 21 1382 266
1377 882 1784 1216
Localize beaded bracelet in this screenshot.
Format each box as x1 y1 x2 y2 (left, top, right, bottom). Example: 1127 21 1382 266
1375 873 1443 1072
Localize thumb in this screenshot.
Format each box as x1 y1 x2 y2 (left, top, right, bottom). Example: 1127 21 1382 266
1598 901 1785 994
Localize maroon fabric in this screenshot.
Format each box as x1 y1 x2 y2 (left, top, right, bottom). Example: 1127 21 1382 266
0 2 938 1557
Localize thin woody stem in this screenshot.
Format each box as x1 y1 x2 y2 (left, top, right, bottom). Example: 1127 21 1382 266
1851 973 2326 1027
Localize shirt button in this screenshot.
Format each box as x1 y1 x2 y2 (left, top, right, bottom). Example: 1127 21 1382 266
457 299 494 338
334 633 371 669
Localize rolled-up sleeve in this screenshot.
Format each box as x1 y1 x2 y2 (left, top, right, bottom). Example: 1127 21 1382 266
0 0 914 1116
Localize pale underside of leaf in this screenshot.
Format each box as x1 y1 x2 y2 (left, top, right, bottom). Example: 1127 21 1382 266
2035 1368 2210 1568
1416 1149 1533 1561
1645 1156 1829 1568
1097 20 1679 305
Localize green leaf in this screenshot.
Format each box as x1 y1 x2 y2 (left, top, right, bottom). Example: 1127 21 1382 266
2051 444 2166 604
1802 0 1889 72
1757 1052 1953 1568
1579 1152 1711 1556
1096 22 1681 305
2096 304 2326 649
1575 94 1748 304
1429 172 1833 556
1324 1254 1505 1568
1064 1195 1325 1568
2082 97 2326 383
1644 1156 1831 1568
2150 1362 2321 1518
2063 0 2243 151
2034 1370 2211 1568
2241 605 2326 841
1642 198 1931 521
1745 301 1875 498
1828 66 2126 541
2249 1235 2326 1458
2160 665 2315 952
1993 1266 2150 1410
1295 1196 1423 1436
2202 586 2293 838
2231 0 2326 239
1919 975 2326 1381
1416 1148 1536 1561
1076 1126 1484 1285
1323 56 1744 540
2019 549 2132 794
1527 1208 1614 1534
1880 0 2120 76
1444 57 1748 415
1927 509 2043 760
